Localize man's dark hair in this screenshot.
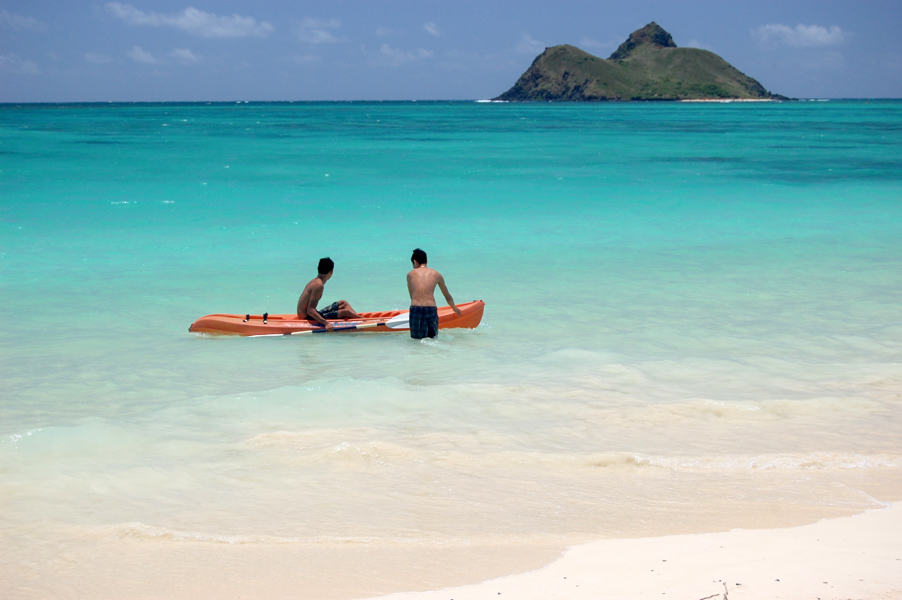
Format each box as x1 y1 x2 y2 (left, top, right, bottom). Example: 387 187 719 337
318 257 334 275
411 248 427 264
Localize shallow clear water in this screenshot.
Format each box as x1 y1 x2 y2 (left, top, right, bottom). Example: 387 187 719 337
2 100 901 598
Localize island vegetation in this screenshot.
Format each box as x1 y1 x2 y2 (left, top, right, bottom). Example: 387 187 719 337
495 22 786 101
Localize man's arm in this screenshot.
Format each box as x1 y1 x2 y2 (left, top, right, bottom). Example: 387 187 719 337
437 274 461 315
302 282 332 328
306 305 330 328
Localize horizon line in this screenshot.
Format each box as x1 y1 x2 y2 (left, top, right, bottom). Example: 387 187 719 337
3 97 902 106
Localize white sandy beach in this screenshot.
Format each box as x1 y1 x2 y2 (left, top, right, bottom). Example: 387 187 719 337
364 503 902 600
678 98 778 102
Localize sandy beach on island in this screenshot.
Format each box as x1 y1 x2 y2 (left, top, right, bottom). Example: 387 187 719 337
678 98 778 103
364 503 902 600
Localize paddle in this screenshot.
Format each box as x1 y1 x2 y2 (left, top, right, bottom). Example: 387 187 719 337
250 311 410 337
296 310 410 335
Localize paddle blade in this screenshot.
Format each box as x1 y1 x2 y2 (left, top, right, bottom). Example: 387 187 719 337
383 311 410 329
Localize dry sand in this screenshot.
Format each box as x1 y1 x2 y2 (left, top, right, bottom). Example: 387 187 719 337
678 98 778 102
363 503 902 600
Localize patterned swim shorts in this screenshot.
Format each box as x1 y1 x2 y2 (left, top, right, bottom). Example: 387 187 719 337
316 301 341 320
409 305 439 339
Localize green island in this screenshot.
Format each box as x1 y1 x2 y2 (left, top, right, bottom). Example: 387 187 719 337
495 22 786 101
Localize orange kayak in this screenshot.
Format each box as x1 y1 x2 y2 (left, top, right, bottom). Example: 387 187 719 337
189 299 485 336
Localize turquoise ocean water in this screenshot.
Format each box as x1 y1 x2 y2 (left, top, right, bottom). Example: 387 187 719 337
2 101 901 598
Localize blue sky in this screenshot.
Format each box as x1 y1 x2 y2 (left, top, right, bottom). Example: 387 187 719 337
2 0 901 101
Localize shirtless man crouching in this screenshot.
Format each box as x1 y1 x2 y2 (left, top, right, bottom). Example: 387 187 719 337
406 248 461 339
297 257 360 330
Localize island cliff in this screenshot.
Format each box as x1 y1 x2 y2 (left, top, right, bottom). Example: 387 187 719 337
495 22 784 101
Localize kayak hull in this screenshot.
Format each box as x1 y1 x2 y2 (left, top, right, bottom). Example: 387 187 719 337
189 299 485 336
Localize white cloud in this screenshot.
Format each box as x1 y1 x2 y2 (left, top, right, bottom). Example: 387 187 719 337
170 48 200 64
754 24 846 47
85 52 114 64
0 53 40 74
295 18 341 44
127 45 158 64
424 22 440 37
106 3 273 38
516 33 546 55
0 9 46 31
378 44 433 66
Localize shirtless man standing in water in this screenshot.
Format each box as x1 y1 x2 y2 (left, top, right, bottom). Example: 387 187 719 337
297 257 360 330
406 248 461 339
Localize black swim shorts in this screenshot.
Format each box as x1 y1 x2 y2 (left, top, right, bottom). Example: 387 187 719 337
316 301 341 320
409 305 438 339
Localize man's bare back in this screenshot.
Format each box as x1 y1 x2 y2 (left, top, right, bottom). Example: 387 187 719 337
406 249 461 339
407 265 457 308
297 257 359 329
296 277 326 320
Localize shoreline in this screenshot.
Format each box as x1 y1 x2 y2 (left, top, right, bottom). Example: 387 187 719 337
362 503 902 600
6 502 900 599
679 97 778 103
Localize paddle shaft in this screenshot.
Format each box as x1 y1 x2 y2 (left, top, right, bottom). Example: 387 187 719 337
291 320 390 335
281 312 409 336
245 311 410 337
